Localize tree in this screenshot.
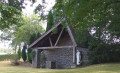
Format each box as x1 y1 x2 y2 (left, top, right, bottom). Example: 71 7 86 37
0 2 23 30
46 11 54 31
27 32 41 63
7 14 44 59
0 1 23 53
29 33 37 45
52 0 120 64
22 45 27 62
51 0 120 44
11 14 45 47
17 46 22 60
74 29 90 48
27 48 32 63
53 0 120 36
29 32 41 45
0 0 38 30
7 0 24 11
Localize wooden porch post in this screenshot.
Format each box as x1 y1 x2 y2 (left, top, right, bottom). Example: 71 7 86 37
32 49 41 68
73 46 76 64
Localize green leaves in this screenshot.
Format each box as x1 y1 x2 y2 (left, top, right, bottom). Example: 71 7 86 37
11 14 45 46
52 0 120 64
34 4 42 14
53 0 120 43
0 3 23 30
46 11 54 31
22 45 27 62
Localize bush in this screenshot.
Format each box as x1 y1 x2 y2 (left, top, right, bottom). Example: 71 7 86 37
27 48 32 63
0 54 17 61
28 32 41 63
22 45 27 62
17 48 22 60
11 59 20 66
88 38 120 64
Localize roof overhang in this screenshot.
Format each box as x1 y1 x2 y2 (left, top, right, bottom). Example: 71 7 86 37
29 17 77 49
29 18 65 48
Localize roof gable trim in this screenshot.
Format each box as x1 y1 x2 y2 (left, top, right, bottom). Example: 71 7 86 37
29 18 65 48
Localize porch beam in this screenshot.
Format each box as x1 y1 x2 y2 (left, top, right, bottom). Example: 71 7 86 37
33 46 74 49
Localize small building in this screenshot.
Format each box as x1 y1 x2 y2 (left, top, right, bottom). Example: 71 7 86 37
29 18 88 69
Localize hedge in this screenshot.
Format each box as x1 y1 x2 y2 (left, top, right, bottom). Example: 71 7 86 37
0 54 17 61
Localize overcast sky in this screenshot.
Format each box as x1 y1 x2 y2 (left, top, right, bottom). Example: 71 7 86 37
22 0 55 15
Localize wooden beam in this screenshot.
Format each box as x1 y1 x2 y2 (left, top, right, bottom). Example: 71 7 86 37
67 26 77 46
54 29 64 46
29 18 65 48
73 47 76 64
49 37 53 46
33 46 74 49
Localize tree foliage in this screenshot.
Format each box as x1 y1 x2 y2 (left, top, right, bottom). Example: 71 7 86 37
88 37 120 64
52 0 120 64
29 32 41 45
27 48 32 63
75 29 90 48
22 45 27 62
0 2 23 30
28 32 41 63
11 14 45 46
53 0 120 36
0 0 39 30
17 47 22 60
7 0 24 11
46 11 54 31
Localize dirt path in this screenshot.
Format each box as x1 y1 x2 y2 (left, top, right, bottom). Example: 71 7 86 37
0 61 11 67
0 61 32 67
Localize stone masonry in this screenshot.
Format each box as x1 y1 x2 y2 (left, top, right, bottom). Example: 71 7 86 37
32 33 88 69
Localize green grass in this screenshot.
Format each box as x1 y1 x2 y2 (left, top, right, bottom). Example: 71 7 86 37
0 61 120 73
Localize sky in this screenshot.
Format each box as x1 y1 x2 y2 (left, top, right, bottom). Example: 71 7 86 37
0 0 55 49
22 0 55 15
22 0 55 29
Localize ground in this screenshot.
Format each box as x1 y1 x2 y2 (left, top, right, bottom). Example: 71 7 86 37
0 61 120 73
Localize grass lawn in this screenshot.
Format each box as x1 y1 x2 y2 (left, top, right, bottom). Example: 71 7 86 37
0 61 120 73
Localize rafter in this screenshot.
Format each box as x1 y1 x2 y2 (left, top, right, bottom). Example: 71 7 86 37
54 28 64 46
29 17 65 48
32 46 74 49
49 37 53 46
67 26 77 46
